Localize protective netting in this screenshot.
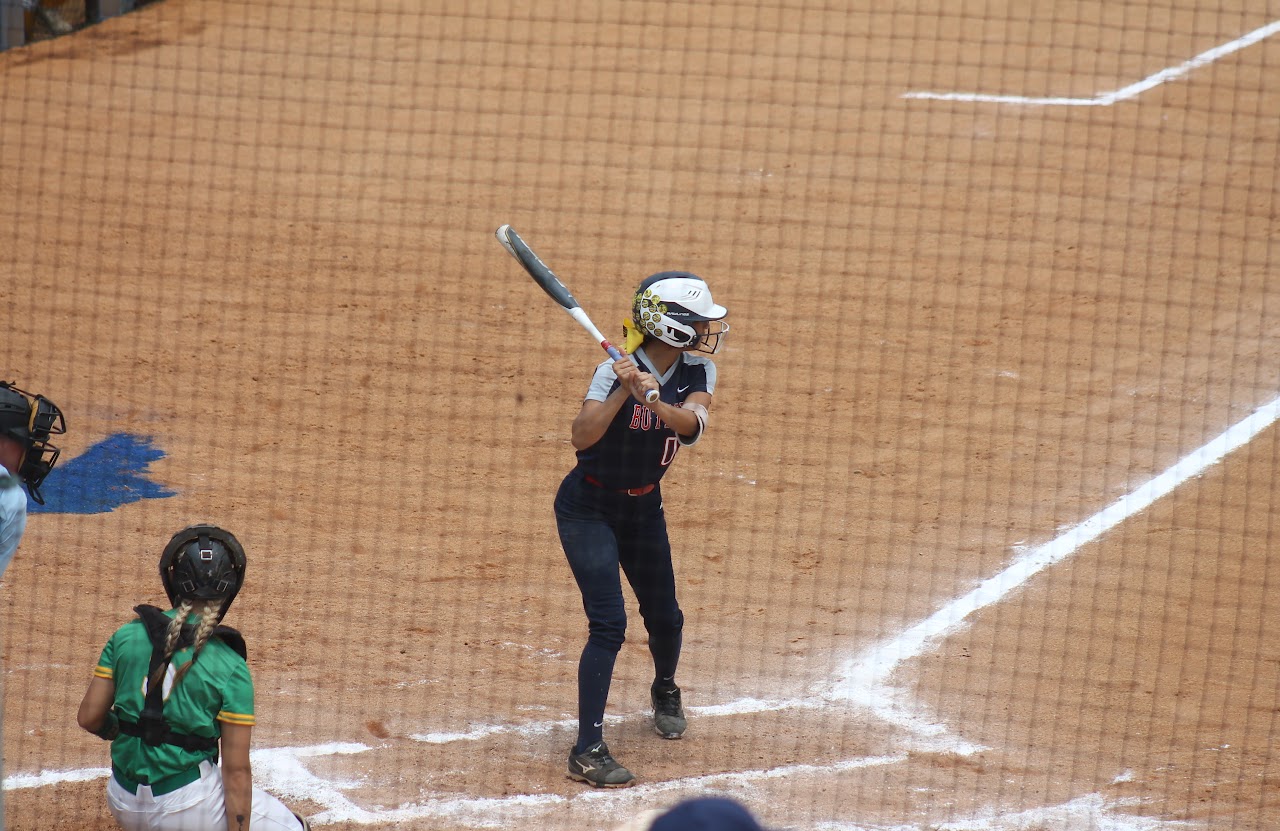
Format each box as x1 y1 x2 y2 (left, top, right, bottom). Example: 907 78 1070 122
2 2 1277 829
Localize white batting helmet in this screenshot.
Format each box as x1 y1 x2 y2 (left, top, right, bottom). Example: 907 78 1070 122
632 272 729 354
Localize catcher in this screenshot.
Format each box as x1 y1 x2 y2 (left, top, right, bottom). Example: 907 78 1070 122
77 524 311 831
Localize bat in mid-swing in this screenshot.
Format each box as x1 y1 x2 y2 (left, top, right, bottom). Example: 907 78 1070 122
496 224 660 404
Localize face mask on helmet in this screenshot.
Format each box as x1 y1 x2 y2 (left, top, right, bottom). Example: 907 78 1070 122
159 525 248 621
632 272 730 354
0 382 66 505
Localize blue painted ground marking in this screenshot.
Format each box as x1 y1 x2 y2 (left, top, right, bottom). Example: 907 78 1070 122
28 433 175 514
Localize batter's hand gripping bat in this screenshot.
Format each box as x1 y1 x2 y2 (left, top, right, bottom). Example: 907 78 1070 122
496 225 660 404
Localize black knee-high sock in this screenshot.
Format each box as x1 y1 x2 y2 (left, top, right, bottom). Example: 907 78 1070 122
575 641 617 753
648 628 682 690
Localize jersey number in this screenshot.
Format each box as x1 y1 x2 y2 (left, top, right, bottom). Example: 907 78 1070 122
660 436 679 467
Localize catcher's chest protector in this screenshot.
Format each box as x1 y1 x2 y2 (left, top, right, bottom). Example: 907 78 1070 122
116 605 247 753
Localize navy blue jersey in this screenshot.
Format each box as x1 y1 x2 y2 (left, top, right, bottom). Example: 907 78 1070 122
573 348 718 490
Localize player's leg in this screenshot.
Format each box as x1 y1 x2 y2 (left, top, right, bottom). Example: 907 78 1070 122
619 495 682 683
115 761 223 831
555 474 634 786
104 773 150 831
619 496 686 739
134 762 309 830
249 786 311 829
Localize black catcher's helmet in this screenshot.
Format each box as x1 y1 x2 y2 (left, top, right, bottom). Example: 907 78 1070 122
0 381 66 505
159 525 247 621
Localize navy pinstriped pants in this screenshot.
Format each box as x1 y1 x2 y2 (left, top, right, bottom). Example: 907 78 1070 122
554 468 684 753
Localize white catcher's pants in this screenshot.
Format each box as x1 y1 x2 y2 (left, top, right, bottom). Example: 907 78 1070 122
107 760 303 831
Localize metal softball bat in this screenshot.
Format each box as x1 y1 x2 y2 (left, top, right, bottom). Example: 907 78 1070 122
496 224 660 404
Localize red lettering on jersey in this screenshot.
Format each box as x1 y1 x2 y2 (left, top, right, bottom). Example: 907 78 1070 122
628 404 670 432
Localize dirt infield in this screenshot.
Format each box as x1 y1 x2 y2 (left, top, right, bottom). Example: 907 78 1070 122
2 1 1278 829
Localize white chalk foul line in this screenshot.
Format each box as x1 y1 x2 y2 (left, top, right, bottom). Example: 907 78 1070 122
823 393 1280 741
903 19 1280 105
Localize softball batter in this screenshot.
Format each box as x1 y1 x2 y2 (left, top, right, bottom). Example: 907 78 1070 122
78 524 310 831
557 271 728 787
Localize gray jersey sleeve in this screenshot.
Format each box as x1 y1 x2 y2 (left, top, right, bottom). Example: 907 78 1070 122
584 359 618 402
685 354 718 395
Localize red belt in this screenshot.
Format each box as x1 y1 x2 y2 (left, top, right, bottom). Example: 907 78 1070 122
583 474 656 497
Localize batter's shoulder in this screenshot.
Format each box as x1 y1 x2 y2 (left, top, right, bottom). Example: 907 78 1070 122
679 353 718 392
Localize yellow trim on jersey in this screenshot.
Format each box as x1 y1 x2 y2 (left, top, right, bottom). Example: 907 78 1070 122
94 665 113 680
217 711 256 726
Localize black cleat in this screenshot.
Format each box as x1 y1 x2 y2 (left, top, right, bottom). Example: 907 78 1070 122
567 740 635 787
651 684 687 739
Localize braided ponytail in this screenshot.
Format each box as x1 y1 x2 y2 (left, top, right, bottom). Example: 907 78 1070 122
152 599 193 688
172 602 222 687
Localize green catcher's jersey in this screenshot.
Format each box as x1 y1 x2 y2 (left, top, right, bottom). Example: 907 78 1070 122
94 609 255 782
